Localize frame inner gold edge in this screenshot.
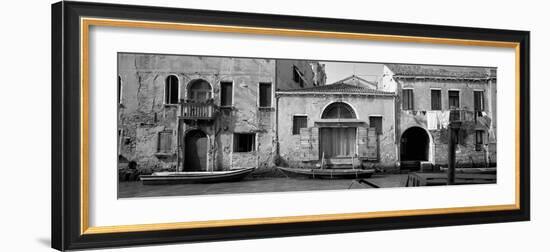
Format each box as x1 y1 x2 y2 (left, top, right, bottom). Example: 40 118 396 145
79 17 522 235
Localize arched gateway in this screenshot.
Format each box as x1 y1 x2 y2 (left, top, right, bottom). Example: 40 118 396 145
400 126 430 162
319 102 357 159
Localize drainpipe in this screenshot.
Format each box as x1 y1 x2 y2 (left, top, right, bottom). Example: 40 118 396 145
275 94 280 159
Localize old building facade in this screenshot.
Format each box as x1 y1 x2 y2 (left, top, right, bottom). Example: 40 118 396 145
380 64 497 169
117 54 320 172
118 54 497 174
276 79 397 169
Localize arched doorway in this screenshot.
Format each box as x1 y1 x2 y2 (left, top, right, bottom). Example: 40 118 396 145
319 102 357 159
187 79 212 102
184 130 208 171
400 127 430 161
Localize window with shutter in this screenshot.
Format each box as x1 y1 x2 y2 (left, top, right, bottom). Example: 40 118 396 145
259 82 272 108
402 89 414 110
158 130 172 153
431 89 441 110
220 81 233 107
474 90 484 111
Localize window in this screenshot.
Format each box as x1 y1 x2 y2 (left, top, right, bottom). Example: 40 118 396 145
321 102 356 119
369 116 383 134
234 133 255 152
259 82 272 108
293 66 305 87
220 81 233 107
448 90 460 109
402 89 414 110
292 115 308 135
117 76 122 104
165 75 179 104
431 89 441 110
158 130 172 153
188 79 211 102
475 130 485 151
474 90 484 111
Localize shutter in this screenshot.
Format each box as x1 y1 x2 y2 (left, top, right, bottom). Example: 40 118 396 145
482 131 489 144
310 127 319 161
357 127 369 158
299 127 319 161
366 127 378 160
299 128 311 161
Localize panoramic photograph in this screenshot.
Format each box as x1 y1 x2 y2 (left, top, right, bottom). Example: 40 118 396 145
117 53 497 198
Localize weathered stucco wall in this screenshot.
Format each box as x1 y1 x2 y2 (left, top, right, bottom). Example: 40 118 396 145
118 53 277 172
394 77 497 167
277 94 397 168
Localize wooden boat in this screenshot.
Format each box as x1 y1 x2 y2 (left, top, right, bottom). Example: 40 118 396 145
140 167 255 185
277 167 374 179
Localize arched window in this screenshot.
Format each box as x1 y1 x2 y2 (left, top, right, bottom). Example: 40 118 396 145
165 75 179 104
321 102 356 119
187 79 212 102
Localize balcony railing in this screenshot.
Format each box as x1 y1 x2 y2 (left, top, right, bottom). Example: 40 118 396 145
450 109 478 122
180 102 217 120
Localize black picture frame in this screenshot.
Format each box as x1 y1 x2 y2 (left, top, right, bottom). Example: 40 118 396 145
51 1 530 251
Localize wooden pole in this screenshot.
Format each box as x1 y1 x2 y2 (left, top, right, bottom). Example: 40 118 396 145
447 122 461 185
447 127 456 185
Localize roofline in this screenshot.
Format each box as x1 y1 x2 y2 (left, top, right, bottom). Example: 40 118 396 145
393 75 497 81
330 74 377 86
276 91 396 97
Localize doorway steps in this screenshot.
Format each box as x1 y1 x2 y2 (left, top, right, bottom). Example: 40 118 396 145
400 160 421 171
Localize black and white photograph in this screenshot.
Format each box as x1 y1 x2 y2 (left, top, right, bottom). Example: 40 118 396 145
117 53 497 198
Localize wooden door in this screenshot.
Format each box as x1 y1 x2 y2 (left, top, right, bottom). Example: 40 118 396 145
184 130 207 171
320 127 356 158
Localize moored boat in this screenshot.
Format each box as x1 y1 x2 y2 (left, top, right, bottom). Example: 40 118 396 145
140 167 255 185
277 167 374 179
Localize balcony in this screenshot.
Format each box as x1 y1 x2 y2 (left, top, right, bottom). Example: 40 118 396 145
180 102 217 120
449 109 476 122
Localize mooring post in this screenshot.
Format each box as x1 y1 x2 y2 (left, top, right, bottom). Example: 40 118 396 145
448 121 461 185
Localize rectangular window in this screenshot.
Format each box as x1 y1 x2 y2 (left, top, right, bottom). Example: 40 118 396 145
475 130 485 151
448 90 460 109
474 90 484 111
220 81 233 107
117 76 122 104
402 89 414 110
431 89 441 110
369 116 383 134
293 66 305 87
233 133 255 152
158 130 172 153
259 82 272 108
292 115 308 135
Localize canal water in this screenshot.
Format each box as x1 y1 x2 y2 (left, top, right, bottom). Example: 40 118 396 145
118 175 408 198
